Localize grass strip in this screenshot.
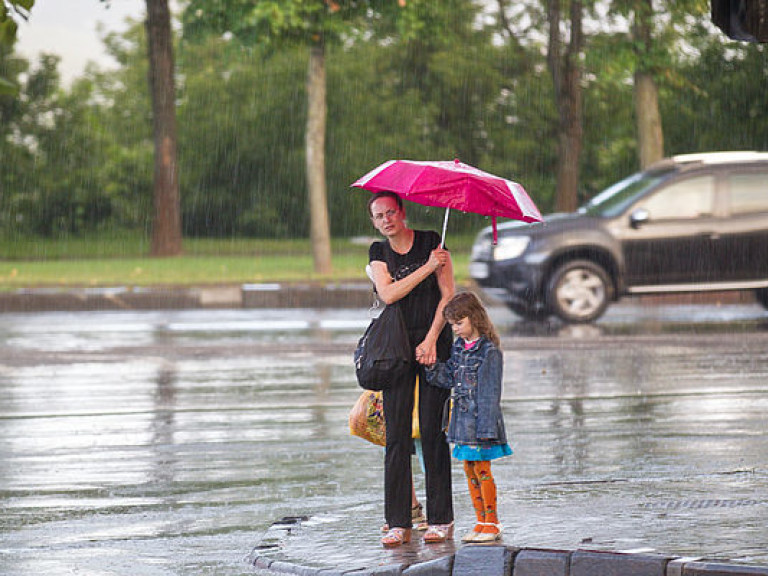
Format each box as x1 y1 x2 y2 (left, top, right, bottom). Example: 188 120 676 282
0 235 474 289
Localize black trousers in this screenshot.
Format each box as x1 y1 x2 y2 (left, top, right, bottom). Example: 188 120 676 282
383 360 453 529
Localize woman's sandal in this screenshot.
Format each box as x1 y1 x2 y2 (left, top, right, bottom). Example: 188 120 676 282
381 503 425 533
469 523 503 543
381 527 412 548
423 521 454 544
411 502 426 524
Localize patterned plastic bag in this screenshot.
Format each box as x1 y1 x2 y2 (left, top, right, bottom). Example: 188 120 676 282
349 390 386 446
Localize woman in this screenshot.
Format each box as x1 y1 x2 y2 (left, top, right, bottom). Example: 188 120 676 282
367 191 455 547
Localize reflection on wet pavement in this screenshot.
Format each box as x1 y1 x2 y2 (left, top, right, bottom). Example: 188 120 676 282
0 303 767 575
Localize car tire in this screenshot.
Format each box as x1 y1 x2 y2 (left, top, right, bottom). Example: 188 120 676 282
755 288 768 310
547 259 612 323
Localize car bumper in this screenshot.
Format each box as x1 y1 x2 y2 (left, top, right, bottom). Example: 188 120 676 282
471 258 546 308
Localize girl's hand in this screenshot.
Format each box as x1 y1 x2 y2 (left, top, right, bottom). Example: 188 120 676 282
415 340 437 365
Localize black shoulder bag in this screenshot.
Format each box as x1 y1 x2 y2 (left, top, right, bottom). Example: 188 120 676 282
354 303 412 391
354 243 412 391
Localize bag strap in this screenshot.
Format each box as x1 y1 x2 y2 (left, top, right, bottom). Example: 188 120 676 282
372 241 401 311
381 241 398 282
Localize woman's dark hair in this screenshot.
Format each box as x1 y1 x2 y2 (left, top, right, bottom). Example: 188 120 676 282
367 191 403 217
443 292 500 348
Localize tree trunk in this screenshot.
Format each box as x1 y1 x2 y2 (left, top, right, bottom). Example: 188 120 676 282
146 0 182 256
306 40 333 275
549 0 583 213
634 71 663 168
633 0 664 169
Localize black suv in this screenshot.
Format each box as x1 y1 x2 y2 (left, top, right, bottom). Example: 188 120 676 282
469 151 768 323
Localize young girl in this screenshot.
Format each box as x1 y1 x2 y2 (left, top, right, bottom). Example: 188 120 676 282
426 292 512 544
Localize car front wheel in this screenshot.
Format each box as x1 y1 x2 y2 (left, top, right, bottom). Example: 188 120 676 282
547 260 612 323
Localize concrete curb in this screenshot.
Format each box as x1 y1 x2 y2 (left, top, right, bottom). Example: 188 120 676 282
0 283 759 314
250 545 768 576
0 283 378 313
248 517 768 576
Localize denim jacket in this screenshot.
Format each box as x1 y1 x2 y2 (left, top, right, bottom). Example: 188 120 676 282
426 336 507 446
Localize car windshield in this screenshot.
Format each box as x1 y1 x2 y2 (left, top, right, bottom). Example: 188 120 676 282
579 168 676 217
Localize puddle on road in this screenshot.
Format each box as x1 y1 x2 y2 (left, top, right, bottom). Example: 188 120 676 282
1 306 767 574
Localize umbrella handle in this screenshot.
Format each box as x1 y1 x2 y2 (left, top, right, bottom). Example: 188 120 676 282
440 208 450 249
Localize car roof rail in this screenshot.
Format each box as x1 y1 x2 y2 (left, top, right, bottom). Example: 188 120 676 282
670 151 768 165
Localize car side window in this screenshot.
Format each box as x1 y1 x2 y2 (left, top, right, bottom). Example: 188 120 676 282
729 172 768 215
638 176 715 220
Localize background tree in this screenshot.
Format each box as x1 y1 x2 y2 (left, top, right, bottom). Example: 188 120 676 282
181 0 400 274
631 0 664 168
611 0 711 168
664 28 768 152
3 0 768 249
0 0 33 94
145 0 182 256
178 39 307 237
547 0 584 212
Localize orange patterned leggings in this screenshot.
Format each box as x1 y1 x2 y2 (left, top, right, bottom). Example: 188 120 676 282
463 460 500 534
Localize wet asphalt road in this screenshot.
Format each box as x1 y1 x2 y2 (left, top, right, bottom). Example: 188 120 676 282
1 301 767 575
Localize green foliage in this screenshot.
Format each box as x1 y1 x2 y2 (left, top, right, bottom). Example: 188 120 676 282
1 0 34 46
182 0 399 47
177 40 307 237
0 0 33 91
663 39 768 153
581 31 639 197
2 0 768 249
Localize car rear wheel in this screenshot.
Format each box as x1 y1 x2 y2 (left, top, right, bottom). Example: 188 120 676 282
755 288 768 310
547 259 612 323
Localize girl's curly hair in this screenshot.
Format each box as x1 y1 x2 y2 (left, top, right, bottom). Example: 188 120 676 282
443 292 500 348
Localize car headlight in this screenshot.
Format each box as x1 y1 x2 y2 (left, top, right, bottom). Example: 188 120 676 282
493 236 530 261
471 237 493 260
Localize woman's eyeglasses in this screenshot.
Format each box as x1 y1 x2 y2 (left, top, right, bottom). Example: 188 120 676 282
371 209 399 222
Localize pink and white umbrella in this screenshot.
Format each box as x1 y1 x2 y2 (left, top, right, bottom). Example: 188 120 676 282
351 159 541 244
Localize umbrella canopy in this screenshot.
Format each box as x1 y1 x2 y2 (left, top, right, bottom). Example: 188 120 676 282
351 159 542 243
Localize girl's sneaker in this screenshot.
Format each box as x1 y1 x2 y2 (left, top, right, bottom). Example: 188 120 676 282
471 523 503 543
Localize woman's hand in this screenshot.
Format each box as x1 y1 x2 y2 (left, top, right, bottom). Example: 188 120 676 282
427 248 449 271
415 339 437 365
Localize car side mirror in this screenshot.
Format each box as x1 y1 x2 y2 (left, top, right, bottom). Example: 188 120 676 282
629 208 649 229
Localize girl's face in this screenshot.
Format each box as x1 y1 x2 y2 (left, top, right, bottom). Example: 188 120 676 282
451 316 478 341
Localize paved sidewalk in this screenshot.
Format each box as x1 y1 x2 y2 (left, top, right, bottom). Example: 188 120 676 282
1 306 767 575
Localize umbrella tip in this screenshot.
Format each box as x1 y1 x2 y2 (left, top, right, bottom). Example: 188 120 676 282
454 158 460 165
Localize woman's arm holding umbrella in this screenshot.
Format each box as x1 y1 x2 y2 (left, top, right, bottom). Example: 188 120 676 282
369 249 449 305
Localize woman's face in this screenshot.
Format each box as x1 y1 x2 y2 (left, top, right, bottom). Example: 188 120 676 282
370 196 406 237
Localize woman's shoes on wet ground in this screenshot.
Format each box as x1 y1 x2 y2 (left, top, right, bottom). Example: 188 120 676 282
381 527 412 548
378 514 502 546
423 521 454 543
411 502 426 526
381 503 426 533
462 522 502 544
379 515 501 547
